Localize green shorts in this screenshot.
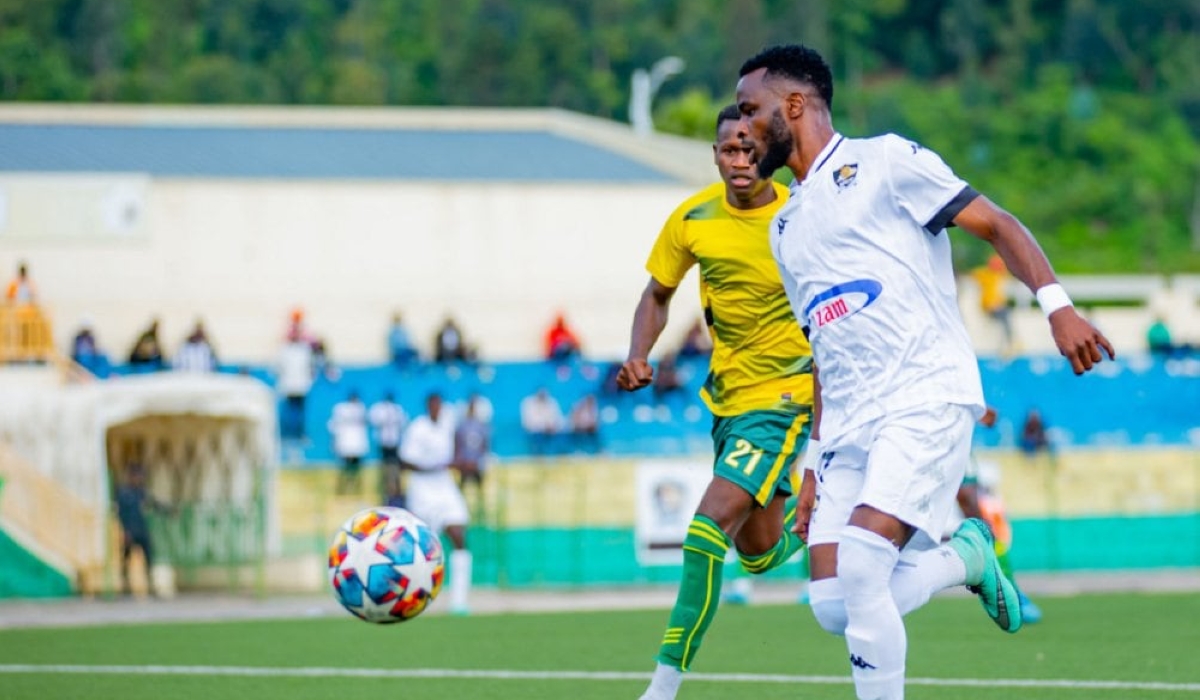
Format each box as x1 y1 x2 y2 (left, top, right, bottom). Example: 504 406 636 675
712 407 812 507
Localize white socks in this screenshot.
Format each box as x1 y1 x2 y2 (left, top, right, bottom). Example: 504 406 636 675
639 662 684 700
810 577 850 635
839 527 905 700
809 540 967 638
449 549 472 614
889 544 967 613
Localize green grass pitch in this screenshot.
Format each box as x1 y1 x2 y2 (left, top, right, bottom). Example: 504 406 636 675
1 592 1198 699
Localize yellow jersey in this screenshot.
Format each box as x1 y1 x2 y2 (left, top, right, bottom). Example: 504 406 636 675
646 182 813 416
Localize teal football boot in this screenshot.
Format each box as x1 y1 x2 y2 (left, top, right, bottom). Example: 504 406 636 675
948 518 1022 633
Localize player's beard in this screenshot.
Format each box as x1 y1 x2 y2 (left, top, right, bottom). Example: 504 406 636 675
756 108 793 179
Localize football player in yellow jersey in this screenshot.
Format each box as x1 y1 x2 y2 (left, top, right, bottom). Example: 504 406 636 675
618 105 815 700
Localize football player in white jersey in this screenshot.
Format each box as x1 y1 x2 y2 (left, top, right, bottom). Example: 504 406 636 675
400 391 472 615
735 44 1113 700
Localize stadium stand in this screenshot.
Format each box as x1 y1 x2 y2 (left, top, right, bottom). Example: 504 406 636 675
104 353 1200 462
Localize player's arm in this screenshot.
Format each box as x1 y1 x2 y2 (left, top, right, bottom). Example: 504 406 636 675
953 196 1115 375
792 364 822 542
616 277 677 391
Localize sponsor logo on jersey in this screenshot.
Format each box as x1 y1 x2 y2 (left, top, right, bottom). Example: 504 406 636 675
803 279 882 329
833 163 858 190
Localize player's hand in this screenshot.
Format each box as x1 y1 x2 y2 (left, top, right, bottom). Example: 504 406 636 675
1049 308 1115 375
616 358 654 391
793 469 818 543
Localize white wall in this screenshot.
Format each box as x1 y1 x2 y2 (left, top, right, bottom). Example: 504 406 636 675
1 176 703 363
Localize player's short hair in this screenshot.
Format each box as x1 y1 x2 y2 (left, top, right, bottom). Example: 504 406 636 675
739 44 834 110
714 104 742 139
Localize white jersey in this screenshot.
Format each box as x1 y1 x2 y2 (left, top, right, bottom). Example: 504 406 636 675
173 340 216 373
400 413 456 471
368 401 408 448
276 340 314 397
327 400 369 458
771 133 985 443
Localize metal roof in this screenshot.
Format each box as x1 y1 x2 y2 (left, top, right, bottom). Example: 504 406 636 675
0 123 675 182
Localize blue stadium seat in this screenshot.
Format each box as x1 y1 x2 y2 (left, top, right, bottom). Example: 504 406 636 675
109 354 1198 463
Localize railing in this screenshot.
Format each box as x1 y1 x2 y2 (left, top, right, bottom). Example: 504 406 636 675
0 443 105 592
0 304 55 363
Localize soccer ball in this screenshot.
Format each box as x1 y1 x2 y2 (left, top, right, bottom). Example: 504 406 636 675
328 506 445 623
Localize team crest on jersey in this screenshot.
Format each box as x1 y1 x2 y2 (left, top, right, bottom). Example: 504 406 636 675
833 163 858 190
803 279 882 329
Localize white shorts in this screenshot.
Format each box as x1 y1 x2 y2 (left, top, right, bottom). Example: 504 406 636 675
808 403 974 550
406 470 470 533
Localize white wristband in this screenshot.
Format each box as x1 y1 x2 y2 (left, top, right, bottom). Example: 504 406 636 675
1035 283 1073 318
799 438 822 473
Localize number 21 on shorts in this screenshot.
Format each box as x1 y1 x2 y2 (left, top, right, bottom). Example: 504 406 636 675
724 439 764 475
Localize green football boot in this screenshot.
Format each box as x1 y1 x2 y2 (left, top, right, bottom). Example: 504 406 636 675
948 518 1022 633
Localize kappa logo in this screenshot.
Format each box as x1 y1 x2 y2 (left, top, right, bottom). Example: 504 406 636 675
803 279 883 329
776 218 787 235
833 163 858 190
849 654 877 670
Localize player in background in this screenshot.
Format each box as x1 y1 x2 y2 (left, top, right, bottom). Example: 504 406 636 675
737 44 1113 699
958 406 1043 623
617 105 815 700
399 392 472 615
369 391 408 505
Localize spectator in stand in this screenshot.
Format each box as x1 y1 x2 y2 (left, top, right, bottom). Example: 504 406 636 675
329 390 369 495
970 254 1015 354
454 395 492 515
312 337 339 381
544 312 582 361
387 311 420 369
1019 409 1053 460
71 320 110 376
5 261 37 306
128 318 166 371
520 387 564 455
653 353 686 401
434 316 471 363
569 394 601 453
1146 316 1193 358
5 261 42 363
286 307 312 345
173 320 218 373
465 391 494 424
677 318 712 359
277 327 316 442
369 391 408 502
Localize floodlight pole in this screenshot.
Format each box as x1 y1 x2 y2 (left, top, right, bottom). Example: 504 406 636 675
629 56 686 137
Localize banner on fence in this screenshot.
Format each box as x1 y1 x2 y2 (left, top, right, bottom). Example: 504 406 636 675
634 459 711 566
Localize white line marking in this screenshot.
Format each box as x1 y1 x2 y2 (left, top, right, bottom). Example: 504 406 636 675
0 664 1197 692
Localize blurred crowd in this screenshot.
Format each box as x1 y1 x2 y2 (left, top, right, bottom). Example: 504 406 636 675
6 260 714 466
14 257 1187 480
